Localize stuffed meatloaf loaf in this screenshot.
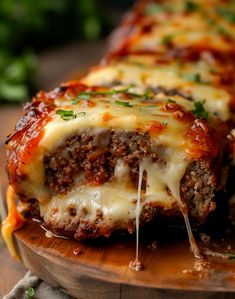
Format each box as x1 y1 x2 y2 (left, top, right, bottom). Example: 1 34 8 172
2 0 235 257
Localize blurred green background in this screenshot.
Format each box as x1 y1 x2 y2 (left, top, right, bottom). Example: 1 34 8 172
0 0 134 103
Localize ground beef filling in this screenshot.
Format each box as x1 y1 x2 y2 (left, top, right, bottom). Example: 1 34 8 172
44 130 217 222
44 130 159 194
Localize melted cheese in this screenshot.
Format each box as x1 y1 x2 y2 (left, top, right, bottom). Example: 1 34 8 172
131 14 233 52
5 0 234 260
1 185 25 259
40 147 190 239
19 90 194 202
83 57 231 121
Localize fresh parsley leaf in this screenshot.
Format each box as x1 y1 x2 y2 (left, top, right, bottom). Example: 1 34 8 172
191 100 209 119
56 110 86 121
115 100 133 107
25 287 35 298
56 109 76 120
185 1 199 12
161 121 168 126
161 35 173 46
73 87 142 99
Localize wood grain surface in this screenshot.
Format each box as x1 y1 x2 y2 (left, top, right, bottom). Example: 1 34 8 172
14 219 235 299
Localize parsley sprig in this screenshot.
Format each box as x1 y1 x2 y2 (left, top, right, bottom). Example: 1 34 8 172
191 100 209 119
72 86 142 101
115 100 133 107
56 110 86 121
25 287 35 298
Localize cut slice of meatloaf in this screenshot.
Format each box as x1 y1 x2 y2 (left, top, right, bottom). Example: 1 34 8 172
5 82 230 240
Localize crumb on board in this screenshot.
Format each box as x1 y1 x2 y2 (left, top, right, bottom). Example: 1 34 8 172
45 230 54 238
182 259 212 278
73 248 83 255
129 259 143 271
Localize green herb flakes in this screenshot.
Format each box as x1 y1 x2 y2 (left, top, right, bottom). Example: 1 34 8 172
25 287 35 298
77 94 91 100
115 100 133 107
191 100 209 119
56 110 86 121
72 87 142 99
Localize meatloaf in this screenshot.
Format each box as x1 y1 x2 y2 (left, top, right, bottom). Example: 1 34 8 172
2 0 235 259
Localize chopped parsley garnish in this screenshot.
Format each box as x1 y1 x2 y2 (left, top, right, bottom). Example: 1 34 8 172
185 1 199 12
77 94 91 100
71 86 142 101
167 98 176 103
115 100 133 107
25 287 35 298
217 7 235 23
161 121 168 126
56 109 86 121
56 110 76 120
191 100 209 119
184 73 210 84
161 35 173 46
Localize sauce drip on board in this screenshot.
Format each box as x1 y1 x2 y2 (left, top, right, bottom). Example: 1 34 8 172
1 185 25 259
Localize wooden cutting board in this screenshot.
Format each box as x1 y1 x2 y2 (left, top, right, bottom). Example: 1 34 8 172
14 219 235 299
